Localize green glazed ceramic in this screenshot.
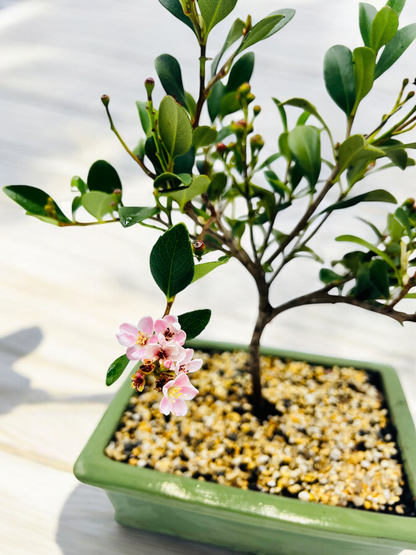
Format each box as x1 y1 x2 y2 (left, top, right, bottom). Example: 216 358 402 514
74 340 416 555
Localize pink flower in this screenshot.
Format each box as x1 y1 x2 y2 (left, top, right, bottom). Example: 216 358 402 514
155 315 186 346
143 341 185 367
116 317 157 361
159 373 199 416
174 348 203 375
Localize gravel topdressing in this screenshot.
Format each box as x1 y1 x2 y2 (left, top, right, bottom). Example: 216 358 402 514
105 350 416 516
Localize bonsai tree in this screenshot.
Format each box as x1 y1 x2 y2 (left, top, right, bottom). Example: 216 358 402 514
4 0 416 417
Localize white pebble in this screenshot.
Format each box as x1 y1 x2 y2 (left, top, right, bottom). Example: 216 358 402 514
298 491 311 502
361 460 371 469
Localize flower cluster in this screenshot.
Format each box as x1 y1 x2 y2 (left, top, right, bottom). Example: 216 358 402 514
116 315 201 416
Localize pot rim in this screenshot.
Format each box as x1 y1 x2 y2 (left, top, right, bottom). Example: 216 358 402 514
74 339 416 549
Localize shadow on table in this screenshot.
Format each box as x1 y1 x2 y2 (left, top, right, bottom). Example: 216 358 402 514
56 483 242 555
0 327 114 414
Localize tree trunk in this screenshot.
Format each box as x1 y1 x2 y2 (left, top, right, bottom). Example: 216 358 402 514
248 308 270 416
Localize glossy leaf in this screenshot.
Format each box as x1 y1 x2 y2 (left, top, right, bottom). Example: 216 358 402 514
219 91 240 118
208 81 225 122
136 101 152 138
324 45 356 117
158 0 195 32
192 258 229 283
386 0 406 16
278 98 332 139
82 191 117 221
174 147 195 175
185 92 196 119
192 126 218 150
150 223 194 299
352 47 375 115
288 126 321 187
322 189 396 214
165 175 210 211
106 355 129 386
319 268 346 284
3 185 71 224
359 3 377 47
178 309 211 341
395 207 412 237
198 0 238 35
72 196 82 220
154 172 192 189
256 153 282 171
336 235 400 281
370 6 398 55
155 54 188 108
71 176 87 195
272 98 288 131
384 147 408 170
240 10 295 52
375 23 416 79
211 18 245 77
118 206 160 228
159 96 193 162
337 135 384 174
226 52 254 92
88 160 122 194
208 172 227 201
369 259 390 299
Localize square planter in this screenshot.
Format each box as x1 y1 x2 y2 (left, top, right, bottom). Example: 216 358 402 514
74 340 416 555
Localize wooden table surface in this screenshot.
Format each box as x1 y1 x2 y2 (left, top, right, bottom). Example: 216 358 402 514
1 0 416 553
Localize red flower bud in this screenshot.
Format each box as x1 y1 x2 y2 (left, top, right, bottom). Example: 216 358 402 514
193 241 206 256
101 94 110 107
216 142 227 155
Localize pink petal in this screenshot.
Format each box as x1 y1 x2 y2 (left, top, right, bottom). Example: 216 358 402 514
180 385 199 400
144 344 160 360
164 315 178 325
148 335 159 344
126 345 142 360
116 332 136 348
174 373 191 387
154 319 168 334
138 316 154 336
175 330 187 345
120 323 138 335
162 379 175 396
159 397 172 416
171 398 188 416
182 349 194 365
187 359 203 373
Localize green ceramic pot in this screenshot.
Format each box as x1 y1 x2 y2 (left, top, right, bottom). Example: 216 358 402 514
74 340 416 555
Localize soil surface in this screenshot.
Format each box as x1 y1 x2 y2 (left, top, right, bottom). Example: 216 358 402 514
105 350 416 516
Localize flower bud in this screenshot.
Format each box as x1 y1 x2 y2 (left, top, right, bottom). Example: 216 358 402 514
406 91 415 101
216 142 227 155
193 241 206 256
227 142 236 151
238 83 251 97
253 105 261 116
101 94 110 107
131 372 145 392
404 198 416 210
251 134 264 151
246 92 255 104
145 77 155 99
403 78 409 88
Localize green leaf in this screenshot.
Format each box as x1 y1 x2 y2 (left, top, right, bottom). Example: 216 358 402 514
395 207 412 237
324 45 356 117
384 147 408 170
219 91 240 118
256 153 282 172
359 3 377 47
226 52 254 92
71 176 88 195
272 98 288 132
322 189 396 214
72 196 82 220
386 0 406 16
158 0 195 32
208 81 225 122
370 6 398 55
192 258 229 283
240 10 295 52
277 98 332 141
288 126 321 187
296 246 324 264
106 355 129 386
375 23 416 79
165 175 210 211
178 309 211 341
118 206 160 228
208 172 227 201
198 0 238 35
320 268 346 284
136 101 152 138
358 217 384 240
88 160 122 194
337 135 384 174
154 172 192 189
264 170 291 197
352 47 375 115
150 223 195 299
336 235 400 281
174 147 195 175
3 185 71 224
217 124 232 142
185 92 196 119
155 54 188 108
159 96 193 162
369 259 390 299
81 191 117 221
145 136 163 174
211 18 246 77
192 126 218 150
